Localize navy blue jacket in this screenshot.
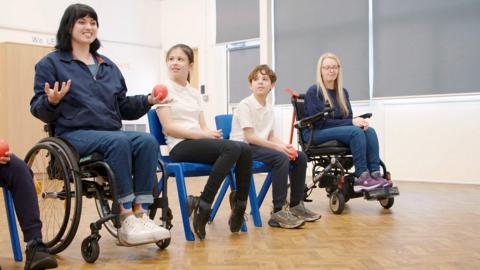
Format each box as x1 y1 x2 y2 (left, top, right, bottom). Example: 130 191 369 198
303 84 353 130
31 50 151 135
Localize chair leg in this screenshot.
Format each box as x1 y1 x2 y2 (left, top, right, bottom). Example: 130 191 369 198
257 172 273 209
209 177 230 222
248 177 263 227
3 188 23 262
172 166 195 241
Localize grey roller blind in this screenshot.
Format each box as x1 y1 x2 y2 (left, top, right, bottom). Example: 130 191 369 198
274 0 369 104
228 46 260 103
373 0 480 97
216 0 260 43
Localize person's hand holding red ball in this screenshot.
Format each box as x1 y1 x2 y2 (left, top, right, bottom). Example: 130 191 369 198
152 84 168 100
148 84 169 105
0 139 11 165
286 144 298 161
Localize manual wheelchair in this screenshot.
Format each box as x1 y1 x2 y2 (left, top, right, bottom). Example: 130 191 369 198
291 94 399 215
23 125 173 263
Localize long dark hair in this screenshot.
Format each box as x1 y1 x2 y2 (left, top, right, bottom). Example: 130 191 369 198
55 3 101 53
166 44 194 82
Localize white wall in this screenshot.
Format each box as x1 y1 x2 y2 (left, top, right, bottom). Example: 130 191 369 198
0 0 164 127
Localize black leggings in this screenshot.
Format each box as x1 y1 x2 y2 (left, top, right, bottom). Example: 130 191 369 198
170 139 252 203
0 154 42 242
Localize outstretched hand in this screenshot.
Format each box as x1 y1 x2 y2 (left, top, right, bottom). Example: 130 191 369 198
45 80 72 106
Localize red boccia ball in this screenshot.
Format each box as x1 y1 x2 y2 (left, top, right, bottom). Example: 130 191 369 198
152 84 168 101
0 139 10 157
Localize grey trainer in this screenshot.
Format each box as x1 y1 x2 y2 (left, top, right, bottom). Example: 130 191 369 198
290 201 322 222
268 208 305 229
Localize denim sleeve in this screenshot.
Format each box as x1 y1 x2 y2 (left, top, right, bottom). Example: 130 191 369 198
30 58 61 123
117 73 151 120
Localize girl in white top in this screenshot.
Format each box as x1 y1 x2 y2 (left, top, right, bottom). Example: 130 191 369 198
156 44 252 240
231 65 321 229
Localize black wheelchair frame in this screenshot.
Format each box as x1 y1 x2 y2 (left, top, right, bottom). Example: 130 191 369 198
24 125 172 263
291 95 399 214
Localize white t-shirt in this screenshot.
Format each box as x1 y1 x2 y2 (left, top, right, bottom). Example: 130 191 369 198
157 79 203 151
230 94 274 142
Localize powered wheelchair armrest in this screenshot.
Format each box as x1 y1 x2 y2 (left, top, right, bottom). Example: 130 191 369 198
356 113 372 119
295 107 334 129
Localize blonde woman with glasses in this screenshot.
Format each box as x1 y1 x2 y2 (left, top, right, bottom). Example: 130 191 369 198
303 53 392 192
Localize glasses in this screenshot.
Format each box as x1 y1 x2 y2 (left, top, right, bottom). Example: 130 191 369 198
322 65 339 71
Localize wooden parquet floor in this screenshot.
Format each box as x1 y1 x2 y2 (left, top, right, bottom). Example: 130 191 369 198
1 178 480 270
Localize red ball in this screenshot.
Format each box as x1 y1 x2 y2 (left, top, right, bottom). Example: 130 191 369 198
152 84 168 101
0 139 10 157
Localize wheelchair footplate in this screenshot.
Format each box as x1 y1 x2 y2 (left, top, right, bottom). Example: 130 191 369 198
363 186 400 200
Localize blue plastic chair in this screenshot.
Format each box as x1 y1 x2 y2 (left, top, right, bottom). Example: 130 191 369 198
212 114 273 227
147 110 246 241
3 187 23 261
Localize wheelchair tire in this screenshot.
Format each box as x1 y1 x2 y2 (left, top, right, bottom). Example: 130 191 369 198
329 191 345 214
25 139 82 254
156 238 171 250
379 197 394 209
81 237 100 263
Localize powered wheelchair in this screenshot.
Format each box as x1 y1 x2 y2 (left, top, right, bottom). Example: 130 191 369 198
23 125 173 263
291 94 399 214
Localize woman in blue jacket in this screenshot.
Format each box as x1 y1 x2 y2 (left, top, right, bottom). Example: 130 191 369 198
30 3 168 246
303 53 391 192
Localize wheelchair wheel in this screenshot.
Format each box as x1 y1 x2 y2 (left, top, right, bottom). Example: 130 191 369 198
81 236 100 263
379 197 394 209
329 191 345 214
25 139 82 254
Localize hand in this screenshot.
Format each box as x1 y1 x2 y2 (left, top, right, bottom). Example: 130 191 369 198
0 151 11 165
352 117 369 130
209 129 223 139
148 94 173 105
276 144 291 157
45 80 71 106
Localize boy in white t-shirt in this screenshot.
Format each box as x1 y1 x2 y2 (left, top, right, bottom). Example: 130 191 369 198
231 65 321 229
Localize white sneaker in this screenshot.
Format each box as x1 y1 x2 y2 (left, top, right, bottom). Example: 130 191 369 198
139 215 171 241
118 215 155 246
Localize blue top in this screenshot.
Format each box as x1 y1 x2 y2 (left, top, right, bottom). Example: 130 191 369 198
303 84 353 130
31 50 151 135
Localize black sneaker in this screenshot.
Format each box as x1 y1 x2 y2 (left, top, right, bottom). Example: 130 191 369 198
191 197 211 240
228 191 247 233
25 238 58 270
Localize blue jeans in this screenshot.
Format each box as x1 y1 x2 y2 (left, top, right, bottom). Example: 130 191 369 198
61 130 159 204
249 145 307 210
305 126 381 177
0 154 42 242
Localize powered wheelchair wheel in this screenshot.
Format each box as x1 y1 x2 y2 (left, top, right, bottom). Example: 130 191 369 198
379 197 394 209
25 137 83 254
329 191 345 214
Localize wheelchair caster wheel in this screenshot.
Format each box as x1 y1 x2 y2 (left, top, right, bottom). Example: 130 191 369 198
329 191 345 214
156 238 171 250
81 237 100 263
379 197 394 209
